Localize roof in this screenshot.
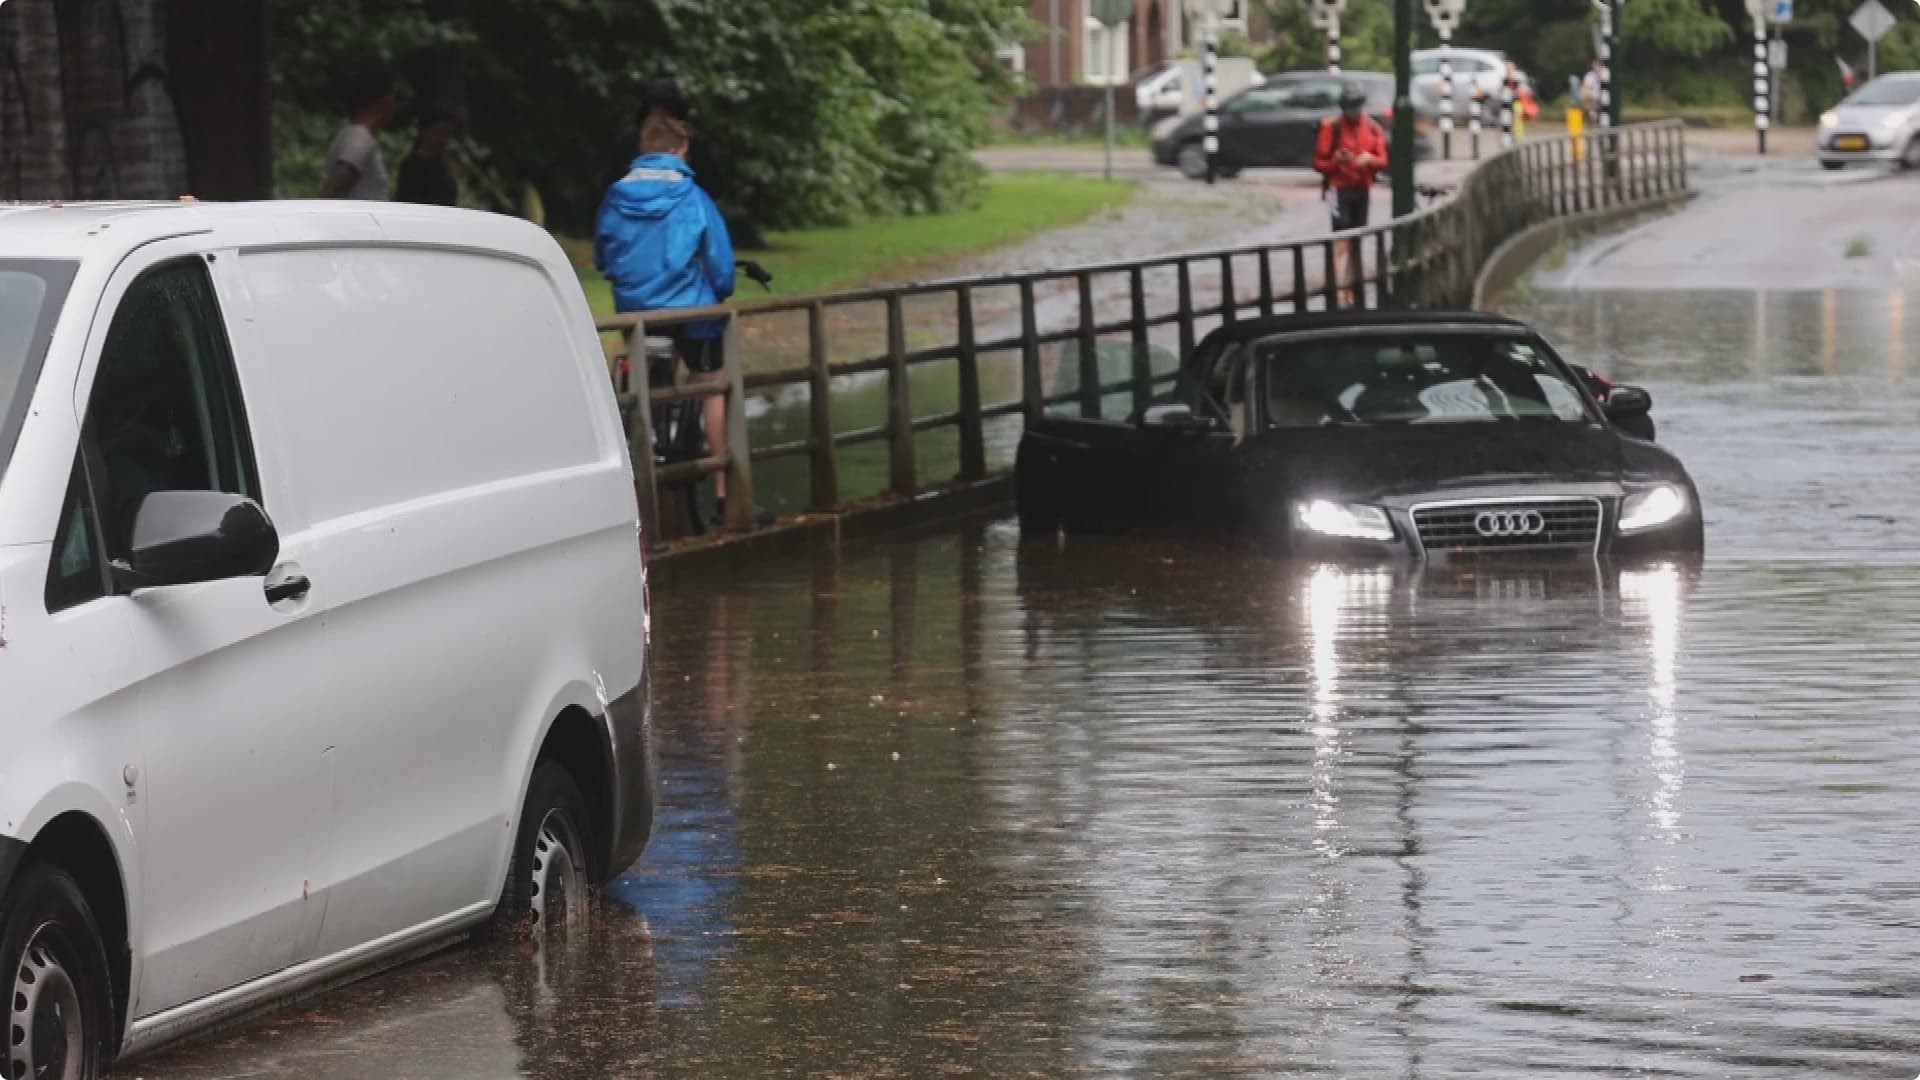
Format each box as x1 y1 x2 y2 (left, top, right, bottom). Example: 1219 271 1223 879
0 199 561 267
1199 309 1529 348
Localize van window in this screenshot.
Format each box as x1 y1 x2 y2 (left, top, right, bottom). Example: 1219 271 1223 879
0 260 78 493
48 259 259 611
234 247 602 524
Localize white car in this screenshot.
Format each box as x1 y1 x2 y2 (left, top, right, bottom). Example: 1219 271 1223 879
0 200 655 1078
1411 46 1514 117
1818 72 1920 169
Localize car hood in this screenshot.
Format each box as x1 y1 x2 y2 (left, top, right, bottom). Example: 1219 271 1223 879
1253 420 1627 502
1831 103 1916 126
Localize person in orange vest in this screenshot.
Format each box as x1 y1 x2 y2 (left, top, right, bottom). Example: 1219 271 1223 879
1314 86 1389 305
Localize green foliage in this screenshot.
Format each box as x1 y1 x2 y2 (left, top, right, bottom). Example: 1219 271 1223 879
270 0 1029 234
562 172 1135 319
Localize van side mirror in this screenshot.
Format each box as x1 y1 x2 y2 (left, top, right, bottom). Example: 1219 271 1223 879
1604 385 1653 421
1140 402 1216 432
112 491 280 594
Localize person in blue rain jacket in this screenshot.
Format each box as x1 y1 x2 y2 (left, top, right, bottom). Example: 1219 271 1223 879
595 113 738 518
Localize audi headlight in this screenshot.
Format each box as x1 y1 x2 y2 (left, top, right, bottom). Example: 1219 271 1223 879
1618 485 1688 532
1295 499 1395 542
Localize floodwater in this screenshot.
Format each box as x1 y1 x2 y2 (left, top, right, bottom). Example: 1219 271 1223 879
137 282 1920 1078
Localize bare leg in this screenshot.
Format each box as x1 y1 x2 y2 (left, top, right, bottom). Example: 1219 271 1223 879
695 368 728 502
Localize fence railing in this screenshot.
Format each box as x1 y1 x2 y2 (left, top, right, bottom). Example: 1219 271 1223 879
599 120 1688 547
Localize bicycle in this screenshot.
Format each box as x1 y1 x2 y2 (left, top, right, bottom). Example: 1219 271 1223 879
638 259 774 534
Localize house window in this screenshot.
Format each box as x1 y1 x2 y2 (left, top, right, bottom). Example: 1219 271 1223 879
1084 17 1131 86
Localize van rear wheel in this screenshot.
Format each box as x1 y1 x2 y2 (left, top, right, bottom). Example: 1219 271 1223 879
492 763 595 940
3 864 113 1080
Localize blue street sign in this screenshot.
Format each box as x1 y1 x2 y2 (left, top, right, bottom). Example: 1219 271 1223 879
1771 0 1793 22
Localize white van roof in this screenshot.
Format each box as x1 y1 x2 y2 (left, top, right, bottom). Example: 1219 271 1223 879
0 201 566 268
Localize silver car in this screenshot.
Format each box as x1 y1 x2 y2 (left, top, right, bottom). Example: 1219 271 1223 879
1819 72 1920 170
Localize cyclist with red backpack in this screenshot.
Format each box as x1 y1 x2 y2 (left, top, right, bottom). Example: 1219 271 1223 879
1314 86 1389 304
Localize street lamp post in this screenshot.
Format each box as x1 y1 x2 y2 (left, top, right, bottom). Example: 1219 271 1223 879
1393 0 1416 216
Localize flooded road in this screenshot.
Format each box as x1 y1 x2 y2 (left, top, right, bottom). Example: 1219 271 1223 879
137 290 1920 1073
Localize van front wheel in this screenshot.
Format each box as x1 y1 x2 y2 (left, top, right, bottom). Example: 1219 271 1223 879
492 763 595 940
3 864 114 1080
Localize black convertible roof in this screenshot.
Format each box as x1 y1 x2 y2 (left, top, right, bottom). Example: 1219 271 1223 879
1198 309 1531 350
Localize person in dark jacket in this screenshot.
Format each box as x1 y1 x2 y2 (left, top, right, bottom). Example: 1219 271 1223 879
595 113 738 515
394 107 461 206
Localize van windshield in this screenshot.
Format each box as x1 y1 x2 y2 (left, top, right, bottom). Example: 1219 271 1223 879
0 261 77 490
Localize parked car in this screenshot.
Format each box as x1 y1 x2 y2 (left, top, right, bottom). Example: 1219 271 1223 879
1818 72 1920 169
1152 71 1432 179
1410 46 1518 115
1134 57 1265 122
1015 310 1702 560
0 199 656 1077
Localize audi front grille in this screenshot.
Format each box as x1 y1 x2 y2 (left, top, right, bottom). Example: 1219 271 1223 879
1412 498 1603 554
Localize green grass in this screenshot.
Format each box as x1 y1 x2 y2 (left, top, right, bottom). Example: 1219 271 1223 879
564 171 1135 318
984 128 1154 149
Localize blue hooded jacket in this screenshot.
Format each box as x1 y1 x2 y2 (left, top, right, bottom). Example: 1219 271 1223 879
594 154 735 339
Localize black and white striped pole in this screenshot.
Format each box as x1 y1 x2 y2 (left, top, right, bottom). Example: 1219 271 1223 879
1500 63 1517 148
1422 0 1467 160
1751 11 1770 155
1204 30 1220 183
1597 1 1613 135
1310 1 1348 76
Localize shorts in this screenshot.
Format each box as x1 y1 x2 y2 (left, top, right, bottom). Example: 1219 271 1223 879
674 333 723 375
1329 185 1371 231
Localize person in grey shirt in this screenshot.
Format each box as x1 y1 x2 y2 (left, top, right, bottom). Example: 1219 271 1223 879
320 68 396 200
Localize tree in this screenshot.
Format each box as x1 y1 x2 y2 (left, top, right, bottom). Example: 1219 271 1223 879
270 0 1029 236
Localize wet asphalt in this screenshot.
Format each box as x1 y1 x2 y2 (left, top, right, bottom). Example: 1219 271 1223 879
131 156 1920 1078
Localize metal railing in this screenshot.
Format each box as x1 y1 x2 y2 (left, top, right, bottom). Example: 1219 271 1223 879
599 121 1688 547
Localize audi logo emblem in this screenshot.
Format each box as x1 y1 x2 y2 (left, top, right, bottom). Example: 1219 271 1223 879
1474 510 1547 538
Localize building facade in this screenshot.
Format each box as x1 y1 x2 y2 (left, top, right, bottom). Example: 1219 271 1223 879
1016 0 1269 89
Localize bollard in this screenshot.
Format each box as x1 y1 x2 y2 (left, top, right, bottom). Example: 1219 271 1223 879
1568 107 1585 162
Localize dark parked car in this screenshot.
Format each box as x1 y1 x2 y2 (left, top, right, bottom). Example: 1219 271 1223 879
1151 71 1433 180
1015 311 1702 561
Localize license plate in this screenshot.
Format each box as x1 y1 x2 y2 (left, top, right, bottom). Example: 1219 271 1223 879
1835 134 1869 152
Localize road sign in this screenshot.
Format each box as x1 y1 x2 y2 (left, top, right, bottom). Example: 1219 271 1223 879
1770 0 1793 22
1091 0 1131 28
1770 39 1788 70
1851 0 1896 44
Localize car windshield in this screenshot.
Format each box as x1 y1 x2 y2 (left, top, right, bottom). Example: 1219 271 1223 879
1261 332 1593 428
1846 77 1920 107
0 261 77 490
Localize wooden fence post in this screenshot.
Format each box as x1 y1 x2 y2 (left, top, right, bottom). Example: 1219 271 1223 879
885 294 917 497
1019 279 1044 424
623 320 661 547
1076 271 1100 419
721 314 756 530
956 287 986 482
807 302 839 510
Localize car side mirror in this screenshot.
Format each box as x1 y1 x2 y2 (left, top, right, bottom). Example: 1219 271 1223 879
112 491 280 594
1604 385 1653 421
1141 402 1216 432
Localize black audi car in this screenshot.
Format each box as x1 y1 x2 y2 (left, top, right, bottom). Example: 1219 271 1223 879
1015 311 1703 561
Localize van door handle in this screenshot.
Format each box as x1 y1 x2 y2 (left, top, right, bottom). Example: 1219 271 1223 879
265 575 312 605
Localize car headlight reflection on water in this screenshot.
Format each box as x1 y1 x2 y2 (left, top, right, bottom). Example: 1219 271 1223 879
1295 499 1395 542
1618 484 1688 532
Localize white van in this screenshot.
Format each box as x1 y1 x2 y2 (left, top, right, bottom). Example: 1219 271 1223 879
0 200 654 1077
